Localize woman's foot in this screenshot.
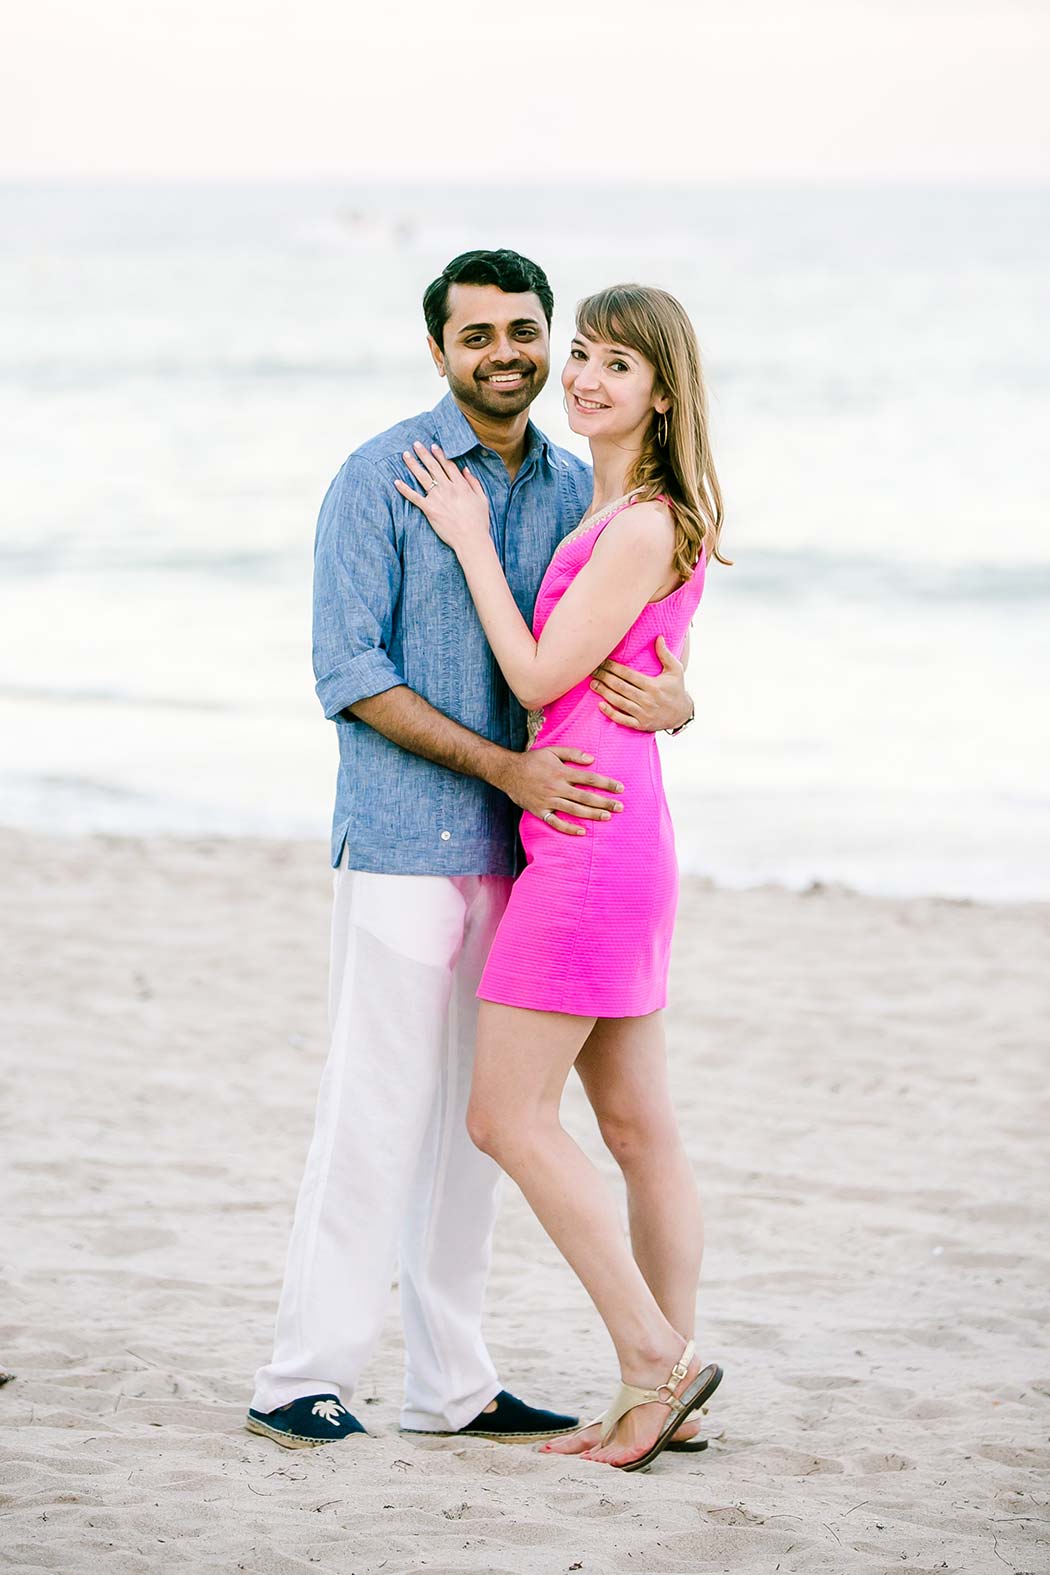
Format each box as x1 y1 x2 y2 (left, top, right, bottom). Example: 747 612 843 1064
539 1412 703 1456
588 1347 705 1468
551 1342 721 1470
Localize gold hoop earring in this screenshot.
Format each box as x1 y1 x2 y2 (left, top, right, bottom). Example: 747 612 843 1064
657 410 670 447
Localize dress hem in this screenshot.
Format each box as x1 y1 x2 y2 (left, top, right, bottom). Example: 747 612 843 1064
475 987 667 1020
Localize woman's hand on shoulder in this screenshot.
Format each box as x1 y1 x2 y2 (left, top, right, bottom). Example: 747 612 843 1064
394 442 491 556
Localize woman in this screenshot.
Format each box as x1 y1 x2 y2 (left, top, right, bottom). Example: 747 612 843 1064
395 284 728 1472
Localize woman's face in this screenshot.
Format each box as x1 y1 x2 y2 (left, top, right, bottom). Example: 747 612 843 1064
561 329 667 442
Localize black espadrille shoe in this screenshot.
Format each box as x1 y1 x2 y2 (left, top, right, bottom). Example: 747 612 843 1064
401 1390 578 1443
246 1393 367 1449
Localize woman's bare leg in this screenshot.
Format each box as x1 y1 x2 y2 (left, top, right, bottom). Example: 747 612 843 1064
543 1010 706 1455
469 1002 705 1467
583 1011 704 1328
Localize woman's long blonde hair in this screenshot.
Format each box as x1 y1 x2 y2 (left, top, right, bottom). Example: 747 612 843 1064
575 284 729 576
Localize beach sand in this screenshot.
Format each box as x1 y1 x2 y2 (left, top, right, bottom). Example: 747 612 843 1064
1 828 1048 1574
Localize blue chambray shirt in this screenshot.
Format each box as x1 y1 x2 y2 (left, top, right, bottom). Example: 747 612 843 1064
313 392 592 875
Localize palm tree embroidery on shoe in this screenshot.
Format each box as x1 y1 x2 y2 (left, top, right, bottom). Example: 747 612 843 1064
311 1400 346 1425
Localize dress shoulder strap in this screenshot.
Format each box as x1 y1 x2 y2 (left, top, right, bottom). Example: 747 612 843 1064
579 494 641 553
553 490 640 558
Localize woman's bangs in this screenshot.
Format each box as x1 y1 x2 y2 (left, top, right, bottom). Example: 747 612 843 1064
575 290 647 359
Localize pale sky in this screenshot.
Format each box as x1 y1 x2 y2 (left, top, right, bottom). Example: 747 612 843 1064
4 0 1048 181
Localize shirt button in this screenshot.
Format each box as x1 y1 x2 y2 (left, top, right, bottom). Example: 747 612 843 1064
440 830 451 841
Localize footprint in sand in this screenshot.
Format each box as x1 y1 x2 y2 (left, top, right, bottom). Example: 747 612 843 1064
83 1226 178 1257
978 1442 1050 1468
903 1397 964 1420
903 1325 978 1351
756 1446 845 1475
851 1449 916 1472
778 1374 863 1391
714 1320 782 1349
704 1505 769 1526
940 1248 1028 1269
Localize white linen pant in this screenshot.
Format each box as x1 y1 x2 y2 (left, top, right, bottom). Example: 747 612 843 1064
251 860 514 1430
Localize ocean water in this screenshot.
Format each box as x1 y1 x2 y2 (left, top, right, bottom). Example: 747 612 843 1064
2 180 1048 898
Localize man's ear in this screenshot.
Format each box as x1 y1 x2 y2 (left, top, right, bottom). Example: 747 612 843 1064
427 334 447 379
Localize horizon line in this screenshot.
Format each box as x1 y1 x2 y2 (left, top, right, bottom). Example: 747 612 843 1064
2 172 1048 189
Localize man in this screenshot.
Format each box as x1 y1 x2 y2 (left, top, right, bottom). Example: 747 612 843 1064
248 250 694 1449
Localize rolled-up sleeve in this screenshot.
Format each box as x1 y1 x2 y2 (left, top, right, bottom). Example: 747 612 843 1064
312 455 406 720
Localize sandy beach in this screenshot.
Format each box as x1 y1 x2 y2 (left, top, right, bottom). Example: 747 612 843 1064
1 826 1048 1574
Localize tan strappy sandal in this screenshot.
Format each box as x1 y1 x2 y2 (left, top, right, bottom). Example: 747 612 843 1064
593 1340 723 1473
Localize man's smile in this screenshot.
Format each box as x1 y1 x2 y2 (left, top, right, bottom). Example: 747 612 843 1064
478 368 533 390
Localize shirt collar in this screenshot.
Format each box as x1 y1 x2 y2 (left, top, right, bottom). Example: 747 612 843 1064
431 391 560 472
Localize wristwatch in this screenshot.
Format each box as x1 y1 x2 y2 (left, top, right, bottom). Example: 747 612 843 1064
666 702 695 738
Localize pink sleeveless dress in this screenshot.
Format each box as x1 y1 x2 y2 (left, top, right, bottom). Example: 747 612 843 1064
477 493 706 1018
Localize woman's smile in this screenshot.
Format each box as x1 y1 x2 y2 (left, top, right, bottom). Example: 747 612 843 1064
571 392 610 412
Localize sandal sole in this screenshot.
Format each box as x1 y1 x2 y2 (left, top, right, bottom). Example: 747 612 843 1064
617 1363 724 1474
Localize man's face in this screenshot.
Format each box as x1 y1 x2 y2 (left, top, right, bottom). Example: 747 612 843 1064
429 283 550 421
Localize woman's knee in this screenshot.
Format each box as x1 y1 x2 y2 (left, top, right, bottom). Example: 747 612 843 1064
466 1095 503 1158
597 1104 679 1170
466 1095 550 1169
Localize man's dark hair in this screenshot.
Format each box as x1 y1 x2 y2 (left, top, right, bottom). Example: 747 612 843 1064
423 249 554 347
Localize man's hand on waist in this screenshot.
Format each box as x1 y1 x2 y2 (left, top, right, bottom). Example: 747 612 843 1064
348 686 626 839
590 635 693 733
492 748 624 838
